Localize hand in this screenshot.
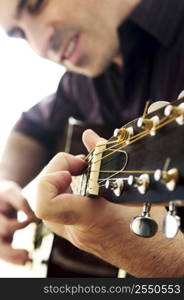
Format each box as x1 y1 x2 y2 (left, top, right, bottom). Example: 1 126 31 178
35 130 137 264
0 180 36 265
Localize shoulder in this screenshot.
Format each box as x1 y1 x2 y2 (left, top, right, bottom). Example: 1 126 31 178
56 72 93 97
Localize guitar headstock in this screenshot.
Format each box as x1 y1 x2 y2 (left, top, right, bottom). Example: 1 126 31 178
83 97 184 206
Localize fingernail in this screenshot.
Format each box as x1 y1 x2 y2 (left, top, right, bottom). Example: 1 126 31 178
76 154 86 161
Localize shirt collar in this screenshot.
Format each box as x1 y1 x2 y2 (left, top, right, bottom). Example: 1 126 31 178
129 0 184 47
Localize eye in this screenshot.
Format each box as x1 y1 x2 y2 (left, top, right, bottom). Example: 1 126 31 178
28 0 45 14
7 27 26 40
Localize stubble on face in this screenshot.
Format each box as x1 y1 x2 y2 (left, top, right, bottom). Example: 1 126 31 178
0 0 128 76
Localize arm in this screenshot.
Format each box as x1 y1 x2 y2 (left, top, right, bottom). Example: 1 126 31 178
35 129 184 277
0 131 50 187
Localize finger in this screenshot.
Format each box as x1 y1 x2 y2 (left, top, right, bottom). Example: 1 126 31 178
0 239 31 265
0 183 35 219
36 171 71 218
82 129 106 152
36 170 107 227
0 215 33 236
12 197 36 220
44 152 87 174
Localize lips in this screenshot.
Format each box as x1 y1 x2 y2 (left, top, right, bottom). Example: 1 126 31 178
47 32 81 66
61 34 79 61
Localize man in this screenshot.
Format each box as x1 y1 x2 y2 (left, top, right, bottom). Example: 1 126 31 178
0 0 184 277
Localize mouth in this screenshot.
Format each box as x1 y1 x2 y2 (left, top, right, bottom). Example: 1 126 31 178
60 34 80 65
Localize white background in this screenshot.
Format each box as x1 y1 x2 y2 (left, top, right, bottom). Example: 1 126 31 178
0 29 64 277
0 28 64 154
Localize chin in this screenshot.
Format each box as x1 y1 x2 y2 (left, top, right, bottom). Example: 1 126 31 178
74 62 111 77
64 65 102 77
63 55 112 77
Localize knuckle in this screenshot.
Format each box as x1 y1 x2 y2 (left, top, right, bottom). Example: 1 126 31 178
71 234 90 251
0 181 20 198
6 182 18 192
35 204 49 220
60 211 78 225
51 152 70 167
54 152 65 160
34 207 44 220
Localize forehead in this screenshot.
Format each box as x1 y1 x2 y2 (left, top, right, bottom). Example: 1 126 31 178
0 0 20 30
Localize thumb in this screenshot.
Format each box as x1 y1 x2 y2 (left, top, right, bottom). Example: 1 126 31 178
82 129 106 152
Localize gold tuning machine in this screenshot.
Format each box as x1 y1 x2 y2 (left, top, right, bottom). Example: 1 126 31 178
137 116 160 136
164 103 184 125
113 127 134 143
154 168 179 191
128 174 150 194
105 179 124 197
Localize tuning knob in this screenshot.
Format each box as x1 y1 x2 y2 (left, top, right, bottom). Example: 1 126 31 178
154 168 179 191
105 179 124 197
164 103 184 125
147 101 169 114
128 174 150 194
137 116 160 136
176 103 184 125
113 127 134 144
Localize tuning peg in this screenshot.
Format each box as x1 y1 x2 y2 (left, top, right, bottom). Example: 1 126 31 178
176 103 184 125
113 127 134 144
130 202 158 238
147 101 169 114
164 104 174 117
163 201 181 238
137 116 160 136
164 103 184 125
105 178 124 197
128 174 150 194
154 168 179 191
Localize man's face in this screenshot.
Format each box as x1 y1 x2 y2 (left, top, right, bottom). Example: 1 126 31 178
0 0 125 76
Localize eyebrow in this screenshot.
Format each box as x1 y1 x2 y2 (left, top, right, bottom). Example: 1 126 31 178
15 0 28 18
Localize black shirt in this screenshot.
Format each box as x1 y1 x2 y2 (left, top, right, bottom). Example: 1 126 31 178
14 0 184 151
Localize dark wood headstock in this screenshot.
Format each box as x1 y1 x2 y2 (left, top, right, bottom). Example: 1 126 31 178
82 97 184 205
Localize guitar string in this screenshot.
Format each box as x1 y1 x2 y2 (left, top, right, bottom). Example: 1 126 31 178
82 114 178 192
87 169 156 188
85 112 169 163
90 114 178 166
96 115 171 159
85 100 150 161
88 170 155 174
85 114 170 167
85 128 150 168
